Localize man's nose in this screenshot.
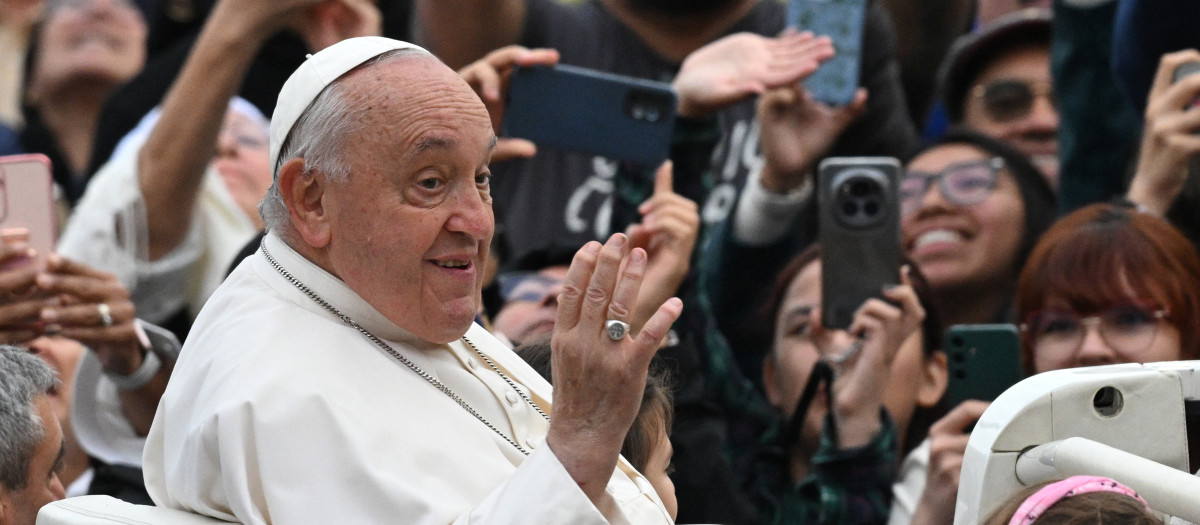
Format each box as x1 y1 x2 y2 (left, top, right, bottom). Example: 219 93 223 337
1023 93 1059 133
445 185 493 240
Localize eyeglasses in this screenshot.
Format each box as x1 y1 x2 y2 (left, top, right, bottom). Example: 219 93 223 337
899 157 1004 216
1021 302 1170 357
496 272 563 304
971 79 1056 123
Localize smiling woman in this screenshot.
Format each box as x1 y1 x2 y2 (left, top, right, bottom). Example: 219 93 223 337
901 128 1056 327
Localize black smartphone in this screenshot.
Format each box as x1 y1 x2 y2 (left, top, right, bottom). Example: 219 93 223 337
788 0 868 106
943 324 1024 407
817 157 901 330
503 64 677 165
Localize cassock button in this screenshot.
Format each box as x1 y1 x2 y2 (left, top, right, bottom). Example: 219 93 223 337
526 434 545 449
467 359 480 370
505 390 520 406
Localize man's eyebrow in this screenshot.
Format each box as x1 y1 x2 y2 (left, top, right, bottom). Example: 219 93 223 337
488 136 498 151
413 137 458 154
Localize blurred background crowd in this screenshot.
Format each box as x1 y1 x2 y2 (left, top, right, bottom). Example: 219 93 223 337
1 0 1199 523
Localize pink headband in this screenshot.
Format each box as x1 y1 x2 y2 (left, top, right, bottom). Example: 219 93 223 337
1008 475 1150 525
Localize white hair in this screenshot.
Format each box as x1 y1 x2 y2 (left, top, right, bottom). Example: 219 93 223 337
0 346 58 491
259 48 435 236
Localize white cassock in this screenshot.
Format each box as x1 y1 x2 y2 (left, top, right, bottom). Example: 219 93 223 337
143 233 673 524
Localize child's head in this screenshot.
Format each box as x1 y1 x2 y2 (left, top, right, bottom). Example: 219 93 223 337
985 476 1161 525
514 336 677 519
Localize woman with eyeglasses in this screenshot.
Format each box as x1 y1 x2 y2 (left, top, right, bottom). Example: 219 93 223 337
1015 203 1200 374
900 128 1057 330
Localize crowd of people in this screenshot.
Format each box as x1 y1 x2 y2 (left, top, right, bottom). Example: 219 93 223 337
0 0 1198 524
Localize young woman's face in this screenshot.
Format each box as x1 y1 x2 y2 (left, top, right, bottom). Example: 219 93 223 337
902 144 1027 293
30 0 146 98
1028 295 1183 374
764 261 944 448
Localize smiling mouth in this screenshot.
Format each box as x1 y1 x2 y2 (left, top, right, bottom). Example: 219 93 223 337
434 260 471 270
912 229 965 251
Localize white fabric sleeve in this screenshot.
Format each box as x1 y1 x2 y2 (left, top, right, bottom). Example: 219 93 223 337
732 167 813 247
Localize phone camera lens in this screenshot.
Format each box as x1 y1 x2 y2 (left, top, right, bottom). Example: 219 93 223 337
631 105 645 120
864 201 879 216
842 202 859 216
644 107 661 123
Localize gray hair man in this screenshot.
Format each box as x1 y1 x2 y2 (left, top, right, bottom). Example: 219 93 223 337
0 346 65 525
144 36 681 524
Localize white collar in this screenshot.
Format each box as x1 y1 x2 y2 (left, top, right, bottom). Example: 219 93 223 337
253 232 440 351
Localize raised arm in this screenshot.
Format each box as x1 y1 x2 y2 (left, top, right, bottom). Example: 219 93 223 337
415 0 527 70
138 0 378 260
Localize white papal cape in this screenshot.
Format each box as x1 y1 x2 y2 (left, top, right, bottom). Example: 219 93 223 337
143 233 673 524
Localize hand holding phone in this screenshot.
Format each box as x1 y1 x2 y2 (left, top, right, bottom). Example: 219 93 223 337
503 64 677 165
817 156 901 330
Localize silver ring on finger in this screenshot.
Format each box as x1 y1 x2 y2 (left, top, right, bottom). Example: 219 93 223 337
97 303 113 327
605 319 630 341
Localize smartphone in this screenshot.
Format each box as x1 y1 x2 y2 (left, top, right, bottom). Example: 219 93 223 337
503 64 677 165
788 0 868 106
817 157 901 330
0 154 55 272
943 324 1024 407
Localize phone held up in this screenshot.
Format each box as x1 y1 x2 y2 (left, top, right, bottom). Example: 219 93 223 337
817 157 901 330
788 0 868 106
503 64 677 165
943 323 1024 407
1173 61 1200 109
0 154 56 273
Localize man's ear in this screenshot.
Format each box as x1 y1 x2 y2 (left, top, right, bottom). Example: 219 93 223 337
918 351 950 408
278 158 331 249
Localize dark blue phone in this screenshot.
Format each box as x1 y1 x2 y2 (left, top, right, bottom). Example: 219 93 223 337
503 64 677 165
788 0 868 106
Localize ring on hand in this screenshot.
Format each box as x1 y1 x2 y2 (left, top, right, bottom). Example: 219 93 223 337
97 303 113 327
605 319 630 341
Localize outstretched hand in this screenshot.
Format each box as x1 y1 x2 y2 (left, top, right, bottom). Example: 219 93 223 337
0 234 44 344
547 233 683 503
674 29 834 119
459 45 561 162
295 0 383 52
627 162 699 333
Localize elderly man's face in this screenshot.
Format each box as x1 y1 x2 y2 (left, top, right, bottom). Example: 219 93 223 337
322 57 496 344
0 395 66 525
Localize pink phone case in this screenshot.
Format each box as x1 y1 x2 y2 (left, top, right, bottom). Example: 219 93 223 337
0 154 56 272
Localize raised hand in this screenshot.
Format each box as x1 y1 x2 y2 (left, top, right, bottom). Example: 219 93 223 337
547 233 683 503
458 45 560 162
626 162 699 333
910 400 990 525
1128 49 1200 215
758 83 868 193
810 267 924 449
673 29 834 119
295 0 383 52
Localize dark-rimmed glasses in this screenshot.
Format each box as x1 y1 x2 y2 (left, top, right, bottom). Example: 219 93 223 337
900 157 1004 217
496 272 563 304
1021 302 1169 357
971 79 1056 123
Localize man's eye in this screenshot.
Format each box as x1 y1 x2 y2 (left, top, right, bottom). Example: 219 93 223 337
475 173 491 186
418 178 441 190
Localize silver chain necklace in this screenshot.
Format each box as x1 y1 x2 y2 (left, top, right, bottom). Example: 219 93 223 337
261 241 549 455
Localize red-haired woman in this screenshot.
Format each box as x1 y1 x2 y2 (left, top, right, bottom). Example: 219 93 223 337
1016 203 1200 374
